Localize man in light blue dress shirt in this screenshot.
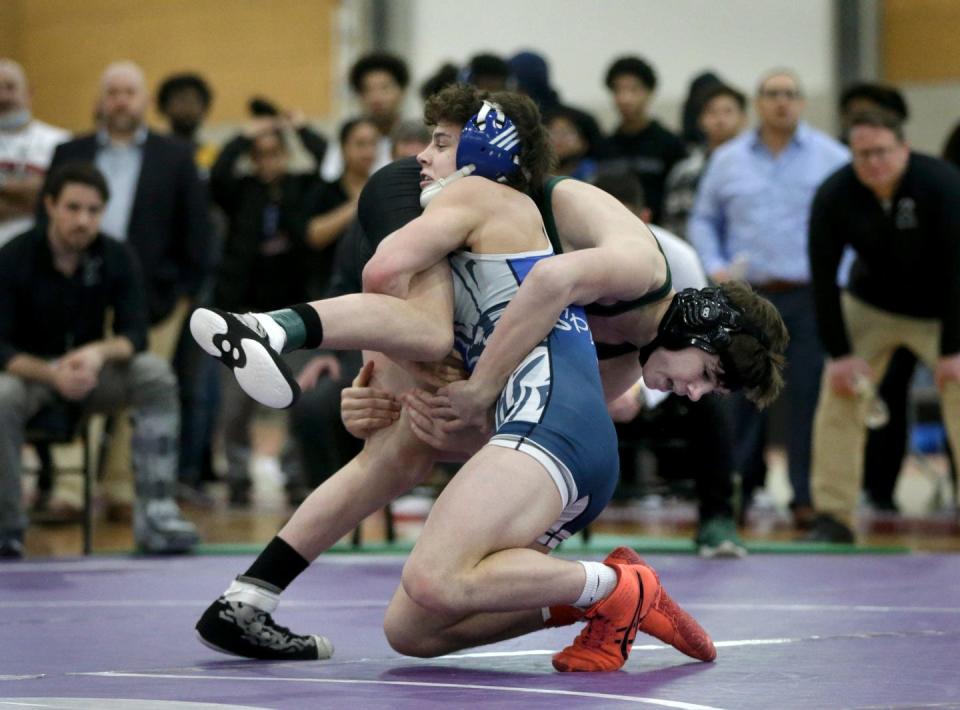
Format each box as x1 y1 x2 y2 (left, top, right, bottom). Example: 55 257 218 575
689 69 849 528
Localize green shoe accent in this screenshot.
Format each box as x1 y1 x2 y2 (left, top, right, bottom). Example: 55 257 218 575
266 308 305 352
696 516 747 559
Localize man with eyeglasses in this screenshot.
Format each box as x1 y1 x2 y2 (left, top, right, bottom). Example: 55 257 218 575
805 111 960 542
689 69 848 531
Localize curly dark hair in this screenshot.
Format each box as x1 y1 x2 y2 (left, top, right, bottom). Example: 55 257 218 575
717 281 789 408
422 83 555 194
349 52 409 93
605 56 657 91
156 72 213 112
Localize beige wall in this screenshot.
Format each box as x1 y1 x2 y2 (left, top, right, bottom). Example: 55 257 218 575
6 0 338 133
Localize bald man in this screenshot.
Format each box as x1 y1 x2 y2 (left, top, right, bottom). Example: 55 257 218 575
0 59 69 247
40 61 211 516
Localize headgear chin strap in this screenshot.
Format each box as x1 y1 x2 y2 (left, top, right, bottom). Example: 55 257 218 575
456 100 522 182
420 100 522 207
638 288 769 387
419 164 475 207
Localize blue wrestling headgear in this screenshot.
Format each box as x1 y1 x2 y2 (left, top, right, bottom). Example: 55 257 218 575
456 100 522 182
420 100 523 207
638 287 770 388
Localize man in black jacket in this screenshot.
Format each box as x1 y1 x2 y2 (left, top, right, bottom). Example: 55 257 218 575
0 163 198 558
807 111 960 541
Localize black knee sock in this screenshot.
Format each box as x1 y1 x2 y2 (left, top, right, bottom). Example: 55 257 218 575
242 536 310 591
267 304 324 353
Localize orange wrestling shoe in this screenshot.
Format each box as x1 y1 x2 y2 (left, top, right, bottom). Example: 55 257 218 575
544 547 644 628
552 562 651 672
634 562 716 663
553 549 717 671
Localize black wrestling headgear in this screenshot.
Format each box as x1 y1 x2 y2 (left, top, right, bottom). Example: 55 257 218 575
638 287 769 388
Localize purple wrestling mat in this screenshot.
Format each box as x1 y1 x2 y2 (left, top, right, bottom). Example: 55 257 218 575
2 553 959 709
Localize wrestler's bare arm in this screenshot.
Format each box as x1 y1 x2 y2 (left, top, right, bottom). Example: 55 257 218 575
362 182 485 298
457 179 665 405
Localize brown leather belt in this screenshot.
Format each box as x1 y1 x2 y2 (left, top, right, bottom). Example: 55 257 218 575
754 279 806 293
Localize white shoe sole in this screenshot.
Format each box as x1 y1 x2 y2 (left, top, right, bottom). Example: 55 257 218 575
190 308 299 409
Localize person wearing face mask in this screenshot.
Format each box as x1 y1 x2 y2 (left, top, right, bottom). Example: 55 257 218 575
156 72 217 178
0 59 69 248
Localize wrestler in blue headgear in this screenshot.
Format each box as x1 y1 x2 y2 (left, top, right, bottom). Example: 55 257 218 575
420 99 522 206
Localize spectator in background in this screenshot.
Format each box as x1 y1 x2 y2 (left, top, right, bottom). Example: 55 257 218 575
209 110 328 506
0 59 69 247
321 52 408 181
390 119 432 159
420 63 459 102
839 82 909 142
43 61 210 350
689 69 849 529
837 81 913 512
41 61 211 519
508 49 603 161
679 71 724 147
806 111 960 542
461 53 512 92
290 128 432 490
507 50 561 114
304 117 379 285
156 71 223 506
597 55 687 223
0 163 197 558
545 105 600 183
156 72 217 176
662 83 747 239
594 171 745 557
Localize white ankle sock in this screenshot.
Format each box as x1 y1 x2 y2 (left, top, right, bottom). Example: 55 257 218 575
223 577 280 613
573 561 618 608
249 312 287 353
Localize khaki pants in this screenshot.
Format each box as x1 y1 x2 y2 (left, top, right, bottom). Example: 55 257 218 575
811 294 960 527
51 299 190 507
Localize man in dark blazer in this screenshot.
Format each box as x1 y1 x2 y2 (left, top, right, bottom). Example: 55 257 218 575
42 61 211 332
39 61 211 516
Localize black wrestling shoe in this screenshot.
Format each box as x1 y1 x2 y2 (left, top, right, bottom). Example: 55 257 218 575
196 577 333 660
190 308 300 409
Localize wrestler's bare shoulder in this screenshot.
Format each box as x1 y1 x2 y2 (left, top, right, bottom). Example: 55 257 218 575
551 178 656 252
439 174 536 213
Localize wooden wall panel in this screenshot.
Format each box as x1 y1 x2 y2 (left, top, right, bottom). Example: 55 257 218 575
883 0 960 83
12 0 338 132
1 1 25 64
